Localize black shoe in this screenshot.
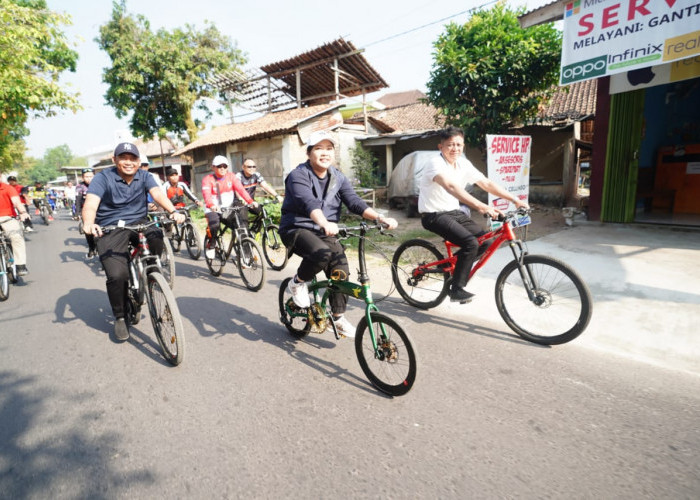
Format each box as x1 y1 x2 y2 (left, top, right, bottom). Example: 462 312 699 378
16 264 28 276
86 249 97 260
449 288 474 304
114 318 130 341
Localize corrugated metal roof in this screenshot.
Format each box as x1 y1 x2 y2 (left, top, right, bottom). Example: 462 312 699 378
259 38 388 106
175 103 342 154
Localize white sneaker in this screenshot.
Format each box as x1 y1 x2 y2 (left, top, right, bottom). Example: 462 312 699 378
332 315 355 338
287 278 310 308
24 227 34 233
205 248 215 259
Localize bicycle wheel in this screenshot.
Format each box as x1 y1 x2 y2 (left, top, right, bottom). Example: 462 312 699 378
392 239 449 309
237 237 265 291
278 277 311 338
125 290 141 326
0 247 9 301
159 237 176 289
41 206 50 225
5 244 17 284
262 224 288 271
147 272 185 365
204 234 226 276
78 220 84 235
169 226 181 252
183 223 202 260
355 312 417 397
495 255 593 345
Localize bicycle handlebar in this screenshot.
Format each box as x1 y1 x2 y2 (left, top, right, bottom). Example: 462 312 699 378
337 219 390 239
100 219 163 233
494 208 530 223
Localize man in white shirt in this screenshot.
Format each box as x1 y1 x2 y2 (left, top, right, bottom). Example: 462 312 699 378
419 126 529 304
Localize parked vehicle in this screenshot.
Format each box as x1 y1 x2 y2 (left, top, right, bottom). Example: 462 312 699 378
387 151 437 217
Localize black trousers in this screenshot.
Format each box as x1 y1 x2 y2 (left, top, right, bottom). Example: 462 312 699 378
421 210 484 291
205 204 250 238
97 224 164 319
281 228 350 315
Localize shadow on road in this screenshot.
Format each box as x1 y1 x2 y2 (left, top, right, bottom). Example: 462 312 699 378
0 370 155 496
178 295 384 397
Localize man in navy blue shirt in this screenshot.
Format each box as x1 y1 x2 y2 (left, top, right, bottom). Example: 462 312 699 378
82 142 185 341
279 130 397 337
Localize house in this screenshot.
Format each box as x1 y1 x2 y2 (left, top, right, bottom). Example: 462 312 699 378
173 103 358 194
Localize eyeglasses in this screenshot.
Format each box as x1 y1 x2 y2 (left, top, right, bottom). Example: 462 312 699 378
244 164 257 169
214 165 228 169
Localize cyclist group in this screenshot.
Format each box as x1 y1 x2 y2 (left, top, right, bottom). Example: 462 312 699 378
71 126 522 345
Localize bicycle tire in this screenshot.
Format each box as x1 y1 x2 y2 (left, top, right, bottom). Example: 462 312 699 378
203 234 226 276
125 291 141 326
355 312 418 397
392 239 449 309
237 237 265 291
5 244 17 284
159 237 176 289
78 220 84 235
0 246 9 301
262 224 288 271
169 227 181 252
278 277 311 338
147 272 185 365
184 223 202 260
495 254 593 345
41 206 50 225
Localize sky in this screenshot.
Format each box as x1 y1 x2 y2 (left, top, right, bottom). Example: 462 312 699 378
24 0 553 159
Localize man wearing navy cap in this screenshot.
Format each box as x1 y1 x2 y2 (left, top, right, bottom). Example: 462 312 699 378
82 142 185 341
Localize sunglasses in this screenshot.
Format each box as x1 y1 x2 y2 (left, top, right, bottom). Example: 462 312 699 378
214 165 228 169
244 164 257 169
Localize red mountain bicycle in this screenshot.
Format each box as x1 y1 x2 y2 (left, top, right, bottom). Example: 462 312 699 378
391 210 592 345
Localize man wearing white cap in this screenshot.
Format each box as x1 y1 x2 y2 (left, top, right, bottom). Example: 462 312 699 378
201 155 257 257
279 130 398 338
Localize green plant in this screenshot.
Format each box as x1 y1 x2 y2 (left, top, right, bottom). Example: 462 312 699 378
350 146 380 188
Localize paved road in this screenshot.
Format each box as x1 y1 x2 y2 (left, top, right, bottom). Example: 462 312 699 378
1 214 699 498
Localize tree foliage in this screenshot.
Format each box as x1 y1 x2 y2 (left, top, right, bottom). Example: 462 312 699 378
96 0 246 143
426 3 562 149
350 145 381 187
0 0 80 169
25 144 73 183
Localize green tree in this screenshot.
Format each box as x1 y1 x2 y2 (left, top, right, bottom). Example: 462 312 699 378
25 143 73 183
96 0 246 143
350 146 380 187
0 0 80 167
426 3 562 149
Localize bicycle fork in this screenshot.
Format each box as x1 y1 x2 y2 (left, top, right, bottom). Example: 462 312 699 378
508 241 540 303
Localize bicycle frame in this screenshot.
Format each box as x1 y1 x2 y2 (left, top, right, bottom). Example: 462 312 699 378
284 222 388 353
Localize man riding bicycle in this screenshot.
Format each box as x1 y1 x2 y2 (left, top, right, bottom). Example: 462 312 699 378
419 126 528 304
161 168 202 209
279 130 397 337
201 155 257 258
0 178 31 276
82 142 185 342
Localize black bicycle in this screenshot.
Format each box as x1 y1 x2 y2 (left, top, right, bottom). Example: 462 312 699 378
0 225 19 301
101 221 185 365
203 205 265 291
249 198 288 271
167 204 202 260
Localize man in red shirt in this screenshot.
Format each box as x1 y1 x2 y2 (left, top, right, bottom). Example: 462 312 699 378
0 179 31 275
201 155 257 256
6 176 34 232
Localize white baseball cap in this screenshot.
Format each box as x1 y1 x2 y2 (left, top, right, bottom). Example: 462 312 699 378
139 155 150 166
212 155 230 167
307 130 337 148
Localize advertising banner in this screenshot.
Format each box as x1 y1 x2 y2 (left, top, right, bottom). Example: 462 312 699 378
486 135 531 214
561 0 700 85
609 54 700 93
